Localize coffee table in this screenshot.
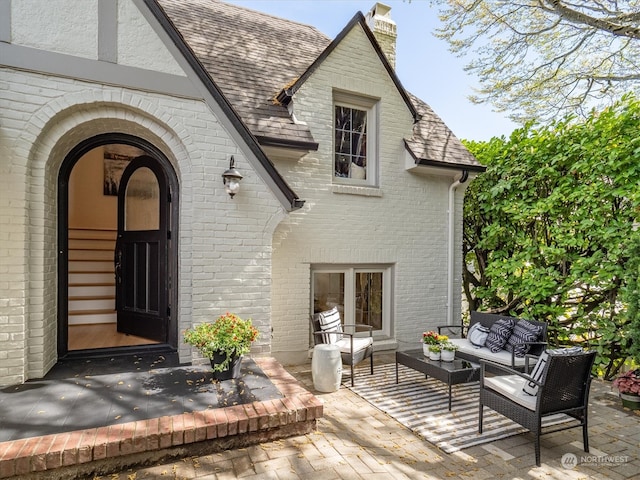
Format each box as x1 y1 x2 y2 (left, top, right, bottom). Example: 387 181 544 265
395 349 480 410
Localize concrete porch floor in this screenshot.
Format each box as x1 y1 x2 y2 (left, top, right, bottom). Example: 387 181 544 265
0 354 321 479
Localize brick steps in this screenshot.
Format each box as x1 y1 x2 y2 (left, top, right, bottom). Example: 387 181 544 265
0 358 322 480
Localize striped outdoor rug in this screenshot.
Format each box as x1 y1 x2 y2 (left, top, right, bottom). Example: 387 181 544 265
346 363 573 453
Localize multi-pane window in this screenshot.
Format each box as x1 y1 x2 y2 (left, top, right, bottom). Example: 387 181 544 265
333 92 378 185
334 106 367 180
312 266 390 335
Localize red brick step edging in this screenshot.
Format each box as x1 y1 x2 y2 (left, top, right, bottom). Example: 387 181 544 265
0 358 322 479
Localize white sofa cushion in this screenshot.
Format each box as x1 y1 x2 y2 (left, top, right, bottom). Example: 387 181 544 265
449 338 530 367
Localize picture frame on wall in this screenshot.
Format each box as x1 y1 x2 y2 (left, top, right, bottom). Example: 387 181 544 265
103 145 146 196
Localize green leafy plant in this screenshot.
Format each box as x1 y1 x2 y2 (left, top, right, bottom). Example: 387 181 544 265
184 313 259 372
612 369 640 396
429 344 442 353
441 342 459 352
462 94 640 378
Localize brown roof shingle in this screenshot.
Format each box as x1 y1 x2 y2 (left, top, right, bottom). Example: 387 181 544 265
156 0 482 170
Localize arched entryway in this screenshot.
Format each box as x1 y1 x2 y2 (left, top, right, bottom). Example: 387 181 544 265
57 133 179 358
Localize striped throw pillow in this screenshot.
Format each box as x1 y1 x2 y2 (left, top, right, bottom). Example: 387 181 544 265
505 320 543 357
522 352 549 396
484 318 516 353
318 307 343 344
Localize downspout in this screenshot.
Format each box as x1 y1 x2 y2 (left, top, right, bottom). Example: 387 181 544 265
447 170 469 325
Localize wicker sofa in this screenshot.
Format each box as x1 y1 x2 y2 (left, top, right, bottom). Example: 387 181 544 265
438 311 548 371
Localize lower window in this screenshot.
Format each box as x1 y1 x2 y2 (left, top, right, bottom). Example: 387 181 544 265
312 266 391 336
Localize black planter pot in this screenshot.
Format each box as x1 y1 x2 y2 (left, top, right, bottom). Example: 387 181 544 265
210 352 243 381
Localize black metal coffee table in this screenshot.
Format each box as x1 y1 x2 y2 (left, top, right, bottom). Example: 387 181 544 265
395 349 480 410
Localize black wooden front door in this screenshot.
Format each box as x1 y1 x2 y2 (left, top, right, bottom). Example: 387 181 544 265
115 156 170 342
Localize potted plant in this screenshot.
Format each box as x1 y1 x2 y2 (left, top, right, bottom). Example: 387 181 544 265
612 368 640 410
440 342 459 362
184 312 259 380
422 331 448 356
428 343 442 361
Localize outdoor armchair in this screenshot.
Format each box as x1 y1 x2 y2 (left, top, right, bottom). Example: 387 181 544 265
310 307 374 387
479 349 596 466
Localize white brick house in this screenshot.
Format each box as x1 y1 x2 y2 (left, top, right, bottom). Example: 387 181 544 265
0 0 483 386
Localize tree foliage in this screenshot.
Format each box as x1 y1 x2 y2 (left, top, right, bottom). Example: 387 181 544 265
462 94 640 378
431 0 640 122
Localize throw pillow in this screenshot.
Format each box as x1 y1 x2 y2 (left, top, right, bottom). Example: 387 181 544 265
522 352 549 396
484 318 516 353
467 323 490 348
505 320 544 357
547 346 583 355
521 347 583 396
318 308 343 344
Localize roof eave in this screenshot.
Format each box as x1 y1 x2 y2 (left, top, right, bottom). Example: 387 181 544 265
143 0 304 212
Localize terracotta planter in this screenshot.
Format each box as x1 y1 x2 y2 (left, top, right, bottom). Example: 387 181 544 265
620 393 640 410
441 350 455 362
210 352 243 381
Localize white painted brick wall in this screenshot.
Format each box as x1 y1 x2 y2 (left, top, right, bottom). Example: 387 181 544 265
0 6 471 385
10 0 184 75
271 25 467 363
0 67 282 385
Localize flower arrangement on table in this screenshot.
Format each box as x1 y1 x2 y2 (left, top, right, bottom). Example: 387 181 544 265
183 312 259 373
422 331 448 345
441 342 459 352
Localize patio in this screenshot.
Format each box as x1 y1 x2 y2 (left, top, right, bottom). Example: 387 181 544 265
1 352 639 479
122 352 640 479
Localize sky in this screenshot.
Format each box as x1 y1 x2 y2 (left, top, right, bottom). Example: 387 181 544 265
227 0 518 141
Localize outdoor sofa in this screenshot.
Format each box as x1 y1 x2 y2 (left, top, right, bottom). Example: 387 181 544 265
438 311 548 372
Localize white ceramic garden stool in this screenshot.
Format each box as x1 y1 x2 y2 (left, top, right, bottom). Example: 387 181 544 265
312 344 343 392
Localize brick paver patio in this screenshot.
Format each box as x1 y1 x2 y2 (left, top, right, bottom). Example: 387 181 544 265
112 353 640 479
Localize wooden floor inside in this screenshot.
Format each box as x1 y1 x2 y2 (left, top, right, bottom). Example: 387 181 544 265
68 323 159 350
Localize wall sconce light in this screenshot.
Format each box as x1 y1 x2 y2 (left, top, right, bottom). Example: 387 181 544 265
221 155 243 198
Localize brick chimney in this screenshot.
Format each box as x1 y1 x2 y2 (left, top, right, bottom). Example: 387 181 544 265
365 3 397 69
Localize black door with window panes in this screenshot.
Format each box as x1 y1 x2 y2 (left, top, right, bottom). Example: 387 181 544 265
114 156 170 342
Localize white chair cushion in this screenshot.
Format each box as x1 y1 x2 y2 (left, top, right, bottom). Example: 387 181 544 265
484 375 537 411
335 336 373 354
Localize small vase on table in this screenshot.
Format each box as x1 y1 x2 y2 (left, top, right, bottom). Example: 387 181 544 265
441 349 455 362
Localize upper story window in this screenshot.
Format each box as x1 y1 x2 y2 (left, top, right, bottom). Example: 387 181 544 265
333 92 378 186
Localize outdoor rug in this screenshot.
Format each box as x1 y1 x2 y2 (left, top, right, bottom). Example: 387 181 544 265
346 363 574 453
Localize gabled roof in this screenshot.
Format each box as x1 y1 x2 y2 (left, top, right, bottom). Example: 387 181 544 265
406 93 485 172
154 0 482 174
156 0 324 151
276 12 418 122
